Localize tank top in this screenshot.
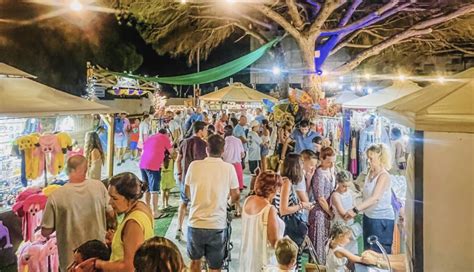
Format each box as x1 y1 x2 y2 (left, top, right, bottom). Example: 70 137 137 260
239 199 285 272
331 191 354 227
110 209 154 261
363 170 395 220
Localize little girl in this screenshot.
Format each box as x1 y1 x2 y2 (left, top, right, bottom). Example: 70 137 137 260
326 224 375 272
160 149 176 209
330 170 359 254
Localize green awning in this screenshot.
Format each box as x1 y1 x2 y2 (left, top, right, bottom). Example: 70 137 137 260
111 38 279 85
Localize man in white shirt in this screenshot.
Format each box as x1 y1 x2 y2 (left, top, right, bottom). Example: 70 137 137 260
185 134 240 272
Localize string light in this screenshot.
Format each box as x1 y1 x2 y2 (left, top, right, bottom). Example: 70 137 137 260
398 74 406 81
367 88 373 94
363 74 371 80
437 76 445 83
180 0 186 4
272 66 281 75
356 85 363 91
70 0 83 11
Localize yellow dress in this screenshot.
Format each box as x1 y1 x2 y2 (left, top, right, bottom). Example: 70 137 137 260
110 209 154 261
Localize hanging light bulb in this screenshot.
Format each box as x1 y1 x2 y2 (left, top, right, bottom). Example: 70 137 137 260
272 66 281 75
398 74 406 81
437 76 445 83
367 88 373 94
70 0 83 11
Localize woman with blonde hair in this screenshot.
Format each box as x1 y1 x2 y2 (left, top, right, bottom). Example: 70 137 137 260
344 144 395 253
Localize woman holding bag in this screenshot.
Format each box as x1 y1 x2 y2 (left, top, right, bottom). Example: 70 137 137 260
273 153 314 270
239 171 285 271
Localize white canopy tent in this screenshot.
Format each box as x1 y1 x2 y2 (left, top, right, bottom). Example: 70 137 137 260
199 82 277 103
0 77 120 117
0 62 36 78
379 68 474 133
343 81 421 109
333 91 360 104
378 68 474 271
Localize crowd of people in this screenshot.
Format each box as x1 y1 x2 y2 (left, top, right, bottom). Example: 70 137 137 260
39 106 408 272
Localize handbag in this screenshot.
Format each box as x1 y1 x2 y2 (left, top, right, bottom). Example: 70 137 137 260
282 187 308 246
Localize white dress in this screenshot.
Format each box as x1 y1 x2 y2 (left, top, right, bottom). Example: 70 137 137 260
239 201 285 272
326 245 348 272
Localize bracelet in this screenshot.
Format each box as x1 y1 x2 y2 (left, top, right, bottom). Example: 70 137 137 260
352 206 359 214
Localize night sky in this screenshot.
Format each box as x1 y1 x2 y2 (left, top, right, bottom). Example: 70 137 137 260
0 0 250 97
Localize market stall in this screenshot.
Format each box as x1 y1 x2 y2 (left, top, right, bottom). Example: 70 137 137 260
379 68 474 272
341 81 422 177
199 82 277 111
0 64 118 271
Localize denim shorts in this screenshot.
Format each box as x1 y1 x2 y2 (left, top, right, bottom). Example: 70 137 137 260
187 227 227 269
180 181 190 204
140 169 161 193
363 215 395 254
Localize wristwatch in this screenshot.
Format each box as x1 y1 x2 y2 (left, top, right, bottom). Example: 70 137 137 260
352 206 359 214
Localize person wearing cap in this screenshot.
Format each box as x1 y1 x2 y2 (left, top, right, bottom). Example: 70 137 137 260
247 120 263 175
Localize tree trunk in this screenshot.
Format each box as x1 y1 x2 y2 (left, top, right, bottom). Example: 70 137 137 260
274 43 289 99
298 39 324 101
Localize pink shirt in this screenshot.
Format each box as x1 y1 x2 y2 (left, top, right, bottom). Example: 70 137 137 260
223 136 244 164
139 133 172 171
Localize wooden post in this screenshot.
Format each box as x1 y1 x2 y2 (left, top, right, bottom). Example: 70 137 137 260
100 114 115 178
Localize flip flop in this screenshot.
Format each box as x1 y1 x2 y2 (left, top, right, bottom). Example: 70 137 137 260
154 212 168 219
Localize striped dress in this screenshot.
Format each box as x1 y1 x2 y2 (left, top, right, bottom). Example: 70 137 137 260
273 185 304 270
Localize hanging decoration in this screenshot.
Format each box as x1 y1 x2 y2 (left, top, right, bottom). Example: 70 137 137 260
109 38 280 85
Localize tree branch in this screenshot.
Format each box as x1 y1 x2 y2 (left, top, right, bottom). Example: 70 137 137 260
321 1 410 36
286 0 305 29
339 0 362 26
309 0 345 36
334 28 433 74
232 22 269 45
255 4 302 40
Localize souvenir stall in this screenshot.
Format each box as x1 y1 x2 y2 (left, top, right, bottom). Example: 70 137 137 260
199 82 277 112
341 81 422 177
379 68 474 272
0 64 117 271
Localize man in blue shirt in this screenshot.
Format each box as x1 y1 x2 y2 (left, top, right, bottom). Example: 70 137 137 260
184 107 204 136
292 119 319 154
233 115 248 173
254 108 265 124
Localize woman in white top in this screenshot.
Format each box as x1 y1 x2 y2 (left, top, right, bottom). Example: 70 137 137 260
344 144 395 254
137 114 151 150
239 171 286 272
248 120 263 174
326 170 358 254
84 131 104 181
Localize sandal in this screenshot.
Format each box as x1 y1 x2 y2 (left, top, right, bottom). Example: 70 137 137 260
154 212 168 219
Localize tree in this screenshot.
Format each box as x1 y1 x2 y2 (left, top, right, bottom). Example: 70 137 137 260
0 1 143 96
102 0 474 100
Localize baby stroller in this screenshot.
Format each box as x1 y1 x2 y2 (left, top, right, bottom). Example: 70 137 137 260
302 235 327 272
201 205 234 271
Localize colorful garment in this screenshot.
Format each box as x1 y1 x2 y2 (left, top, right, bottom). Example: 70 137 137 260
308 167 335 264
161 159 175 190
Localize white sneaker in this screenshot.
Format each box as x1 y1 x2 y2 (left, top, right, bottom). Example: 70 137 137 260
175 229 184 241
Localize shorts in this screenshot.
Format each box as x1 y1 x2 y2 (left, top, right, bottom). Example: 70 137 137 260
180 181 190 204
187 227 227 269
114 133 128 148
130 141 138 150
140 168 161 193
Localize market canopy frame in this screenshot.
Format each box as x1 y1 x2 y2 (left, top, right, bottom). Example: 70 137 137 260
379 68 474 133
342 81 422 109
199 82 277 103
0 63 36 78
